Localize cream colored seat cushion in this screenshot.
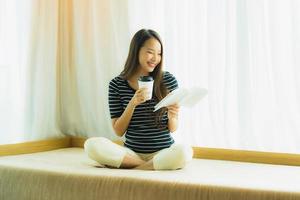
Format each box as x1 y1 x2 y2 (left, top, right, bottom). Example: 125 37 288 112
0 148 300 200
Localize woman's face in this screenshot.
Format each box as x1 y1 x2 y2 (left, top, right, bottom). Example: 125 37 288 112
138 38 162 75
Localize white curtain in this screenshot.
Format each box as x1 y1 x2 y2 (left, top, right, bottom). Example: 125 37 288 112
24 0 64 140
0 0 31 143
1 0 300 154
60 0 125 139
126 0 300 153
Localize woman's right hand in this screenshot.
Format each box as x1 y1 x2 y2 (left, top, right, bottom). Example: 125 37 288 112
130 88 148 107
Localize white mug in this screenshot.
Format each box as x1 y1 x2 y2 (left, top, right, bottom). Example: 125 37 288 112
138 76 154 100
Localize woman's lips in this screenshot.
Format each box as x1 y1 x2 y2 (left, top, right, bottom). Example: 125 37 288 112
147 62 156 68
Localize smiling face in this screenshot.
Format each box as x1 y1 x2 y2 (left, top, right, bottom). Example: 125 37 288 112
137 38 162 76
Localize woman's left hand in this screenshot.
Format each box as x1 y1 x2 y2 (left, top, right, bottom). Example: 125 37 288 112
167 103 180 119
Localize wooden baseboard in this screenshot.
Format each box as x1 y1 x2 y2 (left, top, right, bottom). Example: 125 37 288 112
71 137 87 147
71 136 124 147
1 136 300 166
193 147 300 166
0 137 71 156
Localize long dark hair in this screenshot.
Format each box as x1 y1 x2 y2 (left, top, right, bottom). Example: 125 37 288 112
120 29 168 127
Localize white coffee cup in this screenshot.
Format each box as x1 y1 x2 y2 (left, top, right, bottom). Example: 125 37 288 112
138 76 154 100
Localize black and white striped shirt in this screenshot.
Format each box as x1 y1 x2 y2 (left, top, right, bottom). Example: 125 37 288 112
108 71 178 153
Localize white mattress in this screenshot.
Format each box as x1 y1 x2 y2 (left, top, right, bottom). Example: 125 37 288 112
0 148 300 200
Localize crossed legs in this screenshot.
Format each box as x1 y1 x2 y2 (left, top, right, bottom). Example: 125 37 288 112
84 137 193 170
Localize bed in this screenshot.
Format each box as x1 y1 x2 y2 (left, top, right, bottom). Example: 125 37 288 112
0 137 300 200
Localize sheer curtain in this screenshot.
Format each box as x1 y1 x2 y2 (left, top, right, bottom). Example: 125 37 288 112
0 0 124 143
0 1 30 143
1 0 300 154
126 0 300 153
58 0 127 140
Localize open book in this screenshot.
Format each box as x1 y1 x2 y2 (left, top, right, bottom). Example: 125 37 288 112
154 87 208 112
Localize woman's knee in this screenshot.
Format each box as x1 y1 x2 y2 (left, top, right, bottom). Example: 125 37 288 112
84 137 108 161
174 144 194 162
153 144 193 170
170 144 193 165
84 137 126 167
84 137 107 153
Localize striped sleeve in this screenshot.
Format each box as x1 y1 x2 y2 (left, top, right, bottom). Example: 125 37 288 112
163 71 179 92
108 78 124 119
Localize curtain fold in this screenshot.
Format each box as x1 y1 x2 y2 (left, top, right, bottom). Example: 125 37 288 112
24 0 63 140
24 0 125 140
56 0 84 137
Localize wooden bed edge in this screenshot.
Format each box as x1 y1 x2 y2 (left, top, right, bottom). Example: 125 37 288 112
1 136 300 166
0 137 71 156
193 147 300 166
71 136 123 147
71 136 87 147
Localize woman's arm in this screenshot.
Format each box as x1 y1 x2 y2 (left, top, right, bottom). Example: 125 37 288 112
168 117 178 133
167 103 180 133
112 101 136 137
112 88 147 137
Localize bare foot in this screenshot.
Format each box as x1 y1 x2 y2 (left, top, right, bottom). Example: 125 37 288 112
134 159 154 170
119 153 146 169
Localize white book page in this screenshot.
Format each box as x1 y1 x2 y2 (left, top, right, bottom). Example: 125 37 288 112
154 87 208 112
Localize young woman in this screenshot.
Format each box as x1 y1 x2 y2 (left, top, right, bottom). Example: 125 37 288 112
84 29 193 170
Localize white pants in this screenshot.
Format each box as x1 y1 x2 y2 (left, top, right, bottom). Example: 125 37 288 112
84 137 193 170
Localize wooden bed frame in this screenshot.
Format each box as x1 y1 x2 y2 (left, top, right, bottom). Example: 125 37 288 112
1 136 300 166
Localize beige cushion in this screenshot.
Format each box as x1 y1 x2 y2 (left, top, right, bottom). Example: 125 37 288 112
0 148 300 200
